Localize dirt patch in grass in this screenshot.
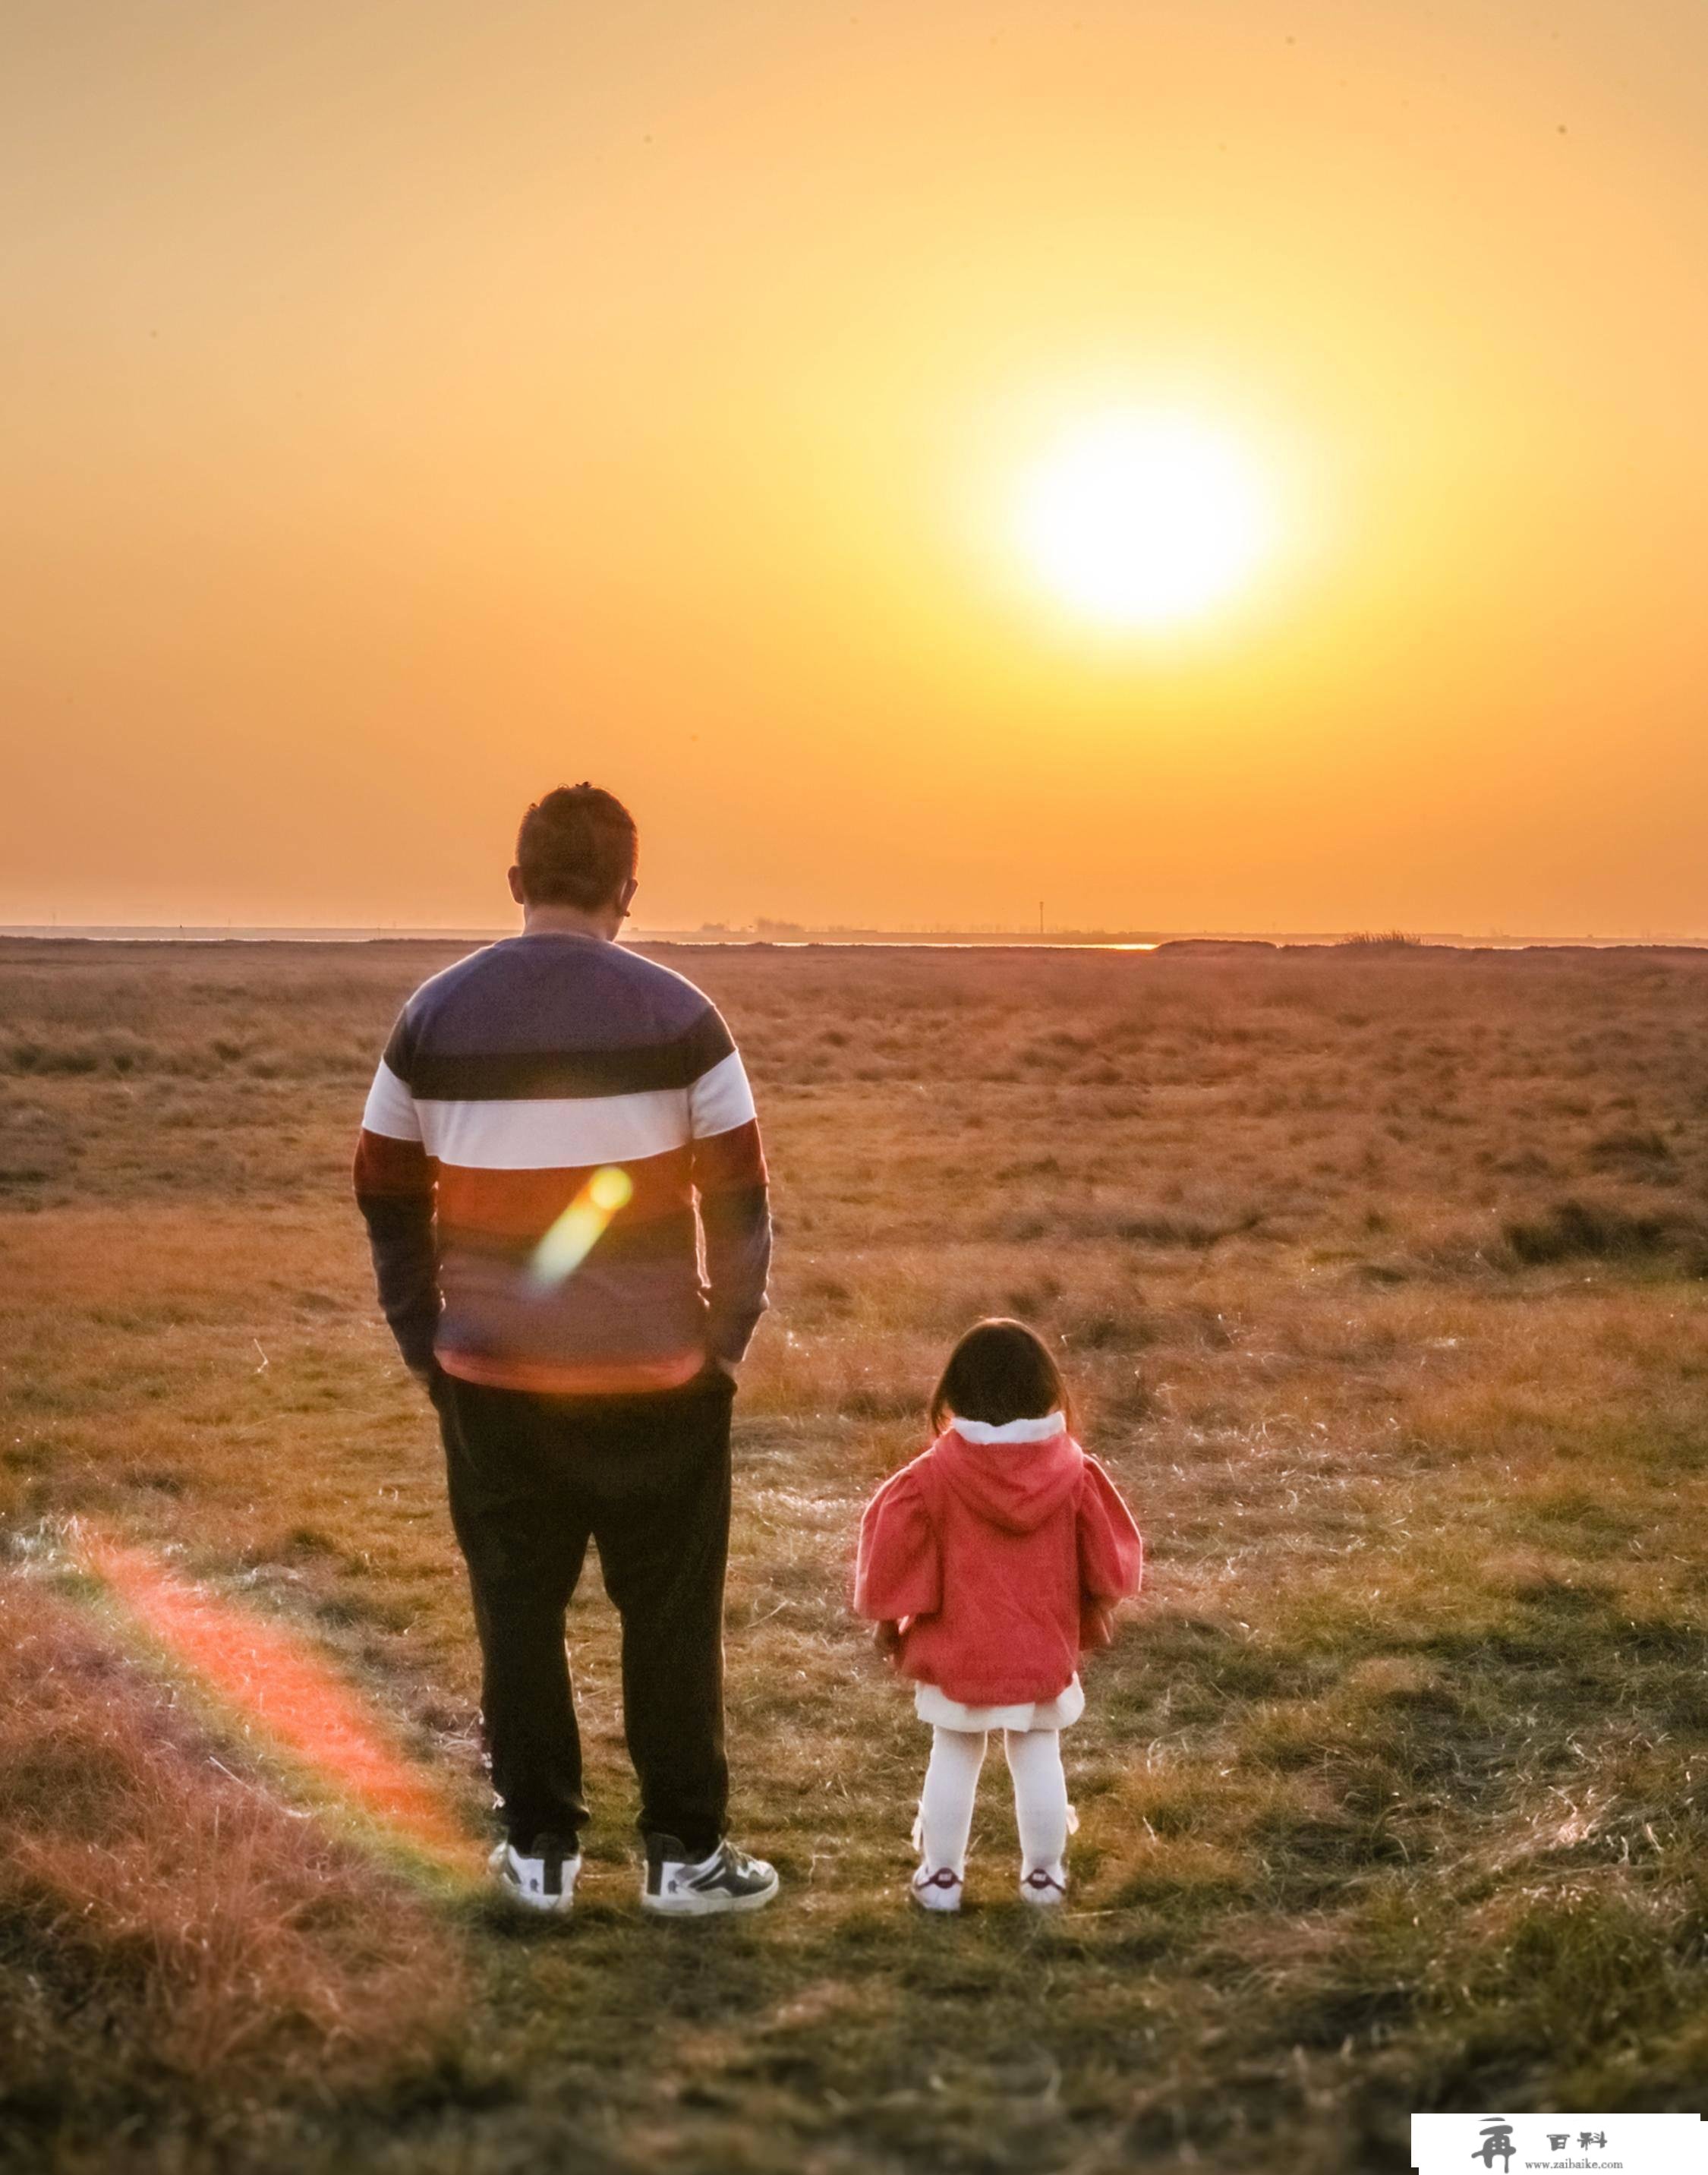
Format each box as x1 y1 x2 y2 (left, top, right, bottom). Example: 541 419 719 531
1502 1196 1708 1272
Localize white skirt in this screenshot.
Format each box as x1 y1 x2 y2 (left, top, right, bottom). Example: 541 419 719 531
914 1675 1086 1733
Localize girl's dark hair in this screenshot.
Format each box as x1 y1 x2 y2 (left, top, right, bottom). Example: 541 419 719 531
929 1318 1072 1435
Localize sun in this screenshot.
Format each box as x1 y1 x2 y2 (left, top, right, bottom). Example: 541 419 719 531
1016 410 1272 629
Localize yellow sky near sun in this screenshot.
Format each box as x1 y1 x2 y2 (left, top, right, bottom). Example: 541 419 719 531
3 0 1706 934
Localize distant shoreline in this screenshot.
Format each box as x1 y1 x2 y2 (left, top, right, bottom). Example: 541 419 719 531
3 925 1705 954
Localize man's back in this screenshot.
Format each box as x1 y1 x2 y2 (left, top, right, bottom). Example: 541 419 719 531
355 932 770 1395
356 782 780 1915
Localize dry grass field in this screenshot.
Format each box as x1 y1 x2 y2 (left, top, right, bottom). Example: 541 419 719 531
2 935 1706 2174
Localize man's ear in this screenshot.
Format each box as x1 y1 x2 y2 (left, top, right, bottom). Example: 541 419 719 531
507 865 526 906
617 876 638 918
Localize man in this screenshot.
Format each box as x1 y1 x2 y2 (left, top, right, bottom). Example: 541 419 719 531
355 783 777 1916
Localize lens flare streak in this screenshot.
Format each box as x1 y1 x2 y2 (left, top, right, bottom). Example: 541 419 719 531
528 1165 634 1288
80 1526 474 1872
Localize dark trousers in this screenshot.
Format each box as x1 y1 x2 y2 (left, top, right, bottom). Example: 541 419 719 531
435 1368 735 1858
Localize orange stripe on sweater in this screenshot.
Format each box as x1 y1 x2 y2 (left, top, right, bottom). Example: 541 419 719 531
353 1129 436 1197
434 1145 693 1239
690 1117 767 1191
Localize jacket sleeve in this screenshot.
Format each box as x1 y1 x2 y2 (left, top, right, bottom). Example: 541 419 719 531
353 1018 440 1374
852 1466 941 1624
686 1011 772 1364
1076 1457 1142 1644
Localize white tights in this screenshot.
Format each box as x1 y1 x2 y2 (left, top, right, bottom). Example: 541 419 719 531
915 1726 1070 1879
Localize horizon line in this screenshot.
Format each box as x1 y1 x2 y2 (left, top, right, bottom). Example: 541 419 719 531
5 922 1707 951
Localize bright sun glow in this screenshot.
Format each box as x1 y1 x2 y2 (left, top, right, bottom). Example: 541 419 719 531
1017 411 1272 629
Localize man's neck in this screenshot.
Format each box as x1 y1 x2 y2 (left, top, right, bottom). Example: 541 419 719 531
520 903 623 941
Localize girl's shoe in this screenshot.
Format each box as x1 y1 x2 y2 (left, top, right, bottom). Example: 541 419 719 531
490 1835 581 1913
910 1865 964 1913
1019 1865 1068 1907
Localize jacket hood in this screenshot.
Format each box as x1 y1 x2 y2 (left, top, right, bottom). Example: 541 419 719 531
934 1423 1083 1534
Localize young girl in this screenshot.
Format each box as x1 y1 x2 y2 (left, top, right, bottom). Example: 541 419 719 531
854 1318 1142 1911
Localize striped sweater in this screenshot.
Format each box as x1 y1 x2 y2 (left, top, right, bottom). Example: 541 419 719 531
354 932 770 1396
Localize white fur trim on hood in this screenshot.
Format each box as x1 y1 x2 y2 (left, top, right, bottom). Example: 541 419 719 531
950 1411 1067 1445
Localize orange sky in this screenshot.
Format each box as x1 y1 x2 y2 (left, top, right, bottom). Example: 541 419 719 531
5 1 1706 935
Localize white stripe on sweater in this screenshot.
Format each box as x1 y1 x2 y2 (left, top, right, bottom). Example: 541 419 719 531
416 1088 690 1170
687 1050 758 1137
364 1049 756 1169
361 1059 421 1143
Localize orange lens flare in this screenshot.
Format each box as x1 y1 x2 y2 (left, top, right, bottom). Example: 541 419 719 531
80 1526 474 1874
528 1163 634 1288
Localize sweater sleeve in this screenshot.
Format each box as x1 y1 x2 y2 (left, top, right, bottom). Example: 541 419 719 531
852 1466 941 1623
1077 1456 1143 1628
686 1013 772 1364
353 1017 440 1375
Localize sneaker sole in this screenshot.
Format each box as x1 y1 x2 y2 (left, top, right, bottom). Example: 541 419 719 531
641 1876 780 1918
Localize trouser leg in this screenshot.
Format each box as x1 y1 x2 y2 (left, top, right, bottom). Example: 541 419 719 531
439 1378 592 1847
590 1378 734 1859
917 1726 988 1875
1004 1727 1070 1875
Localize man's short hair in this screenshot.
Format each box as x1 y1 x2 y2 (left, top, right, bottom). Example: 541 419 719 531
515 784 638 909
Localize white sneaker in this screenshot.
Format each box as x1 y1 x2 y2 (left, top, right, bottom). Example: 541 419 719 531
641 1833 780 1916
910 1865 964 1912
1019 1865 1068 1907
489 1835 581 1914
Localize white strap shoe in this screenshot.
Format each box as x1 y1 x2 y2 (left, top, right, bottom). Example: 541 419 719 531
910 1864 964 1913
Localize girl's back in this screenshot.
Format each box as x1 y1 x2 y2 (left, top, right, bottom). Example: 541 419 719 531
852 1317 1142 1912
857 1414 1137 1708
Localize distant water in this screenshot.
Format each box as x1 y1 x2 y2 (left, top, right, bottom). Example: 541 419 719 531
2 926 1701 952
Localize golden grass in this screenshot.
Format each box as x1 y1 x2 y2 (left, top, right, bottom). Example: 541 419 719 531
0 1575 465 2128
2 936 1707 2171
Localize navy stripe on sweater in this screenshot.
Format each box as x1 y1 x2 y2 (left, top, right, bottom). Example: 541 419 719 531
355 934 770 1395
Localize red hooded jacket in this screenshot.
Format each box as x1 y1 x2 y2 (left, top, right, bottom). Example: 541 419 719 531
853 1420 1142 1708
